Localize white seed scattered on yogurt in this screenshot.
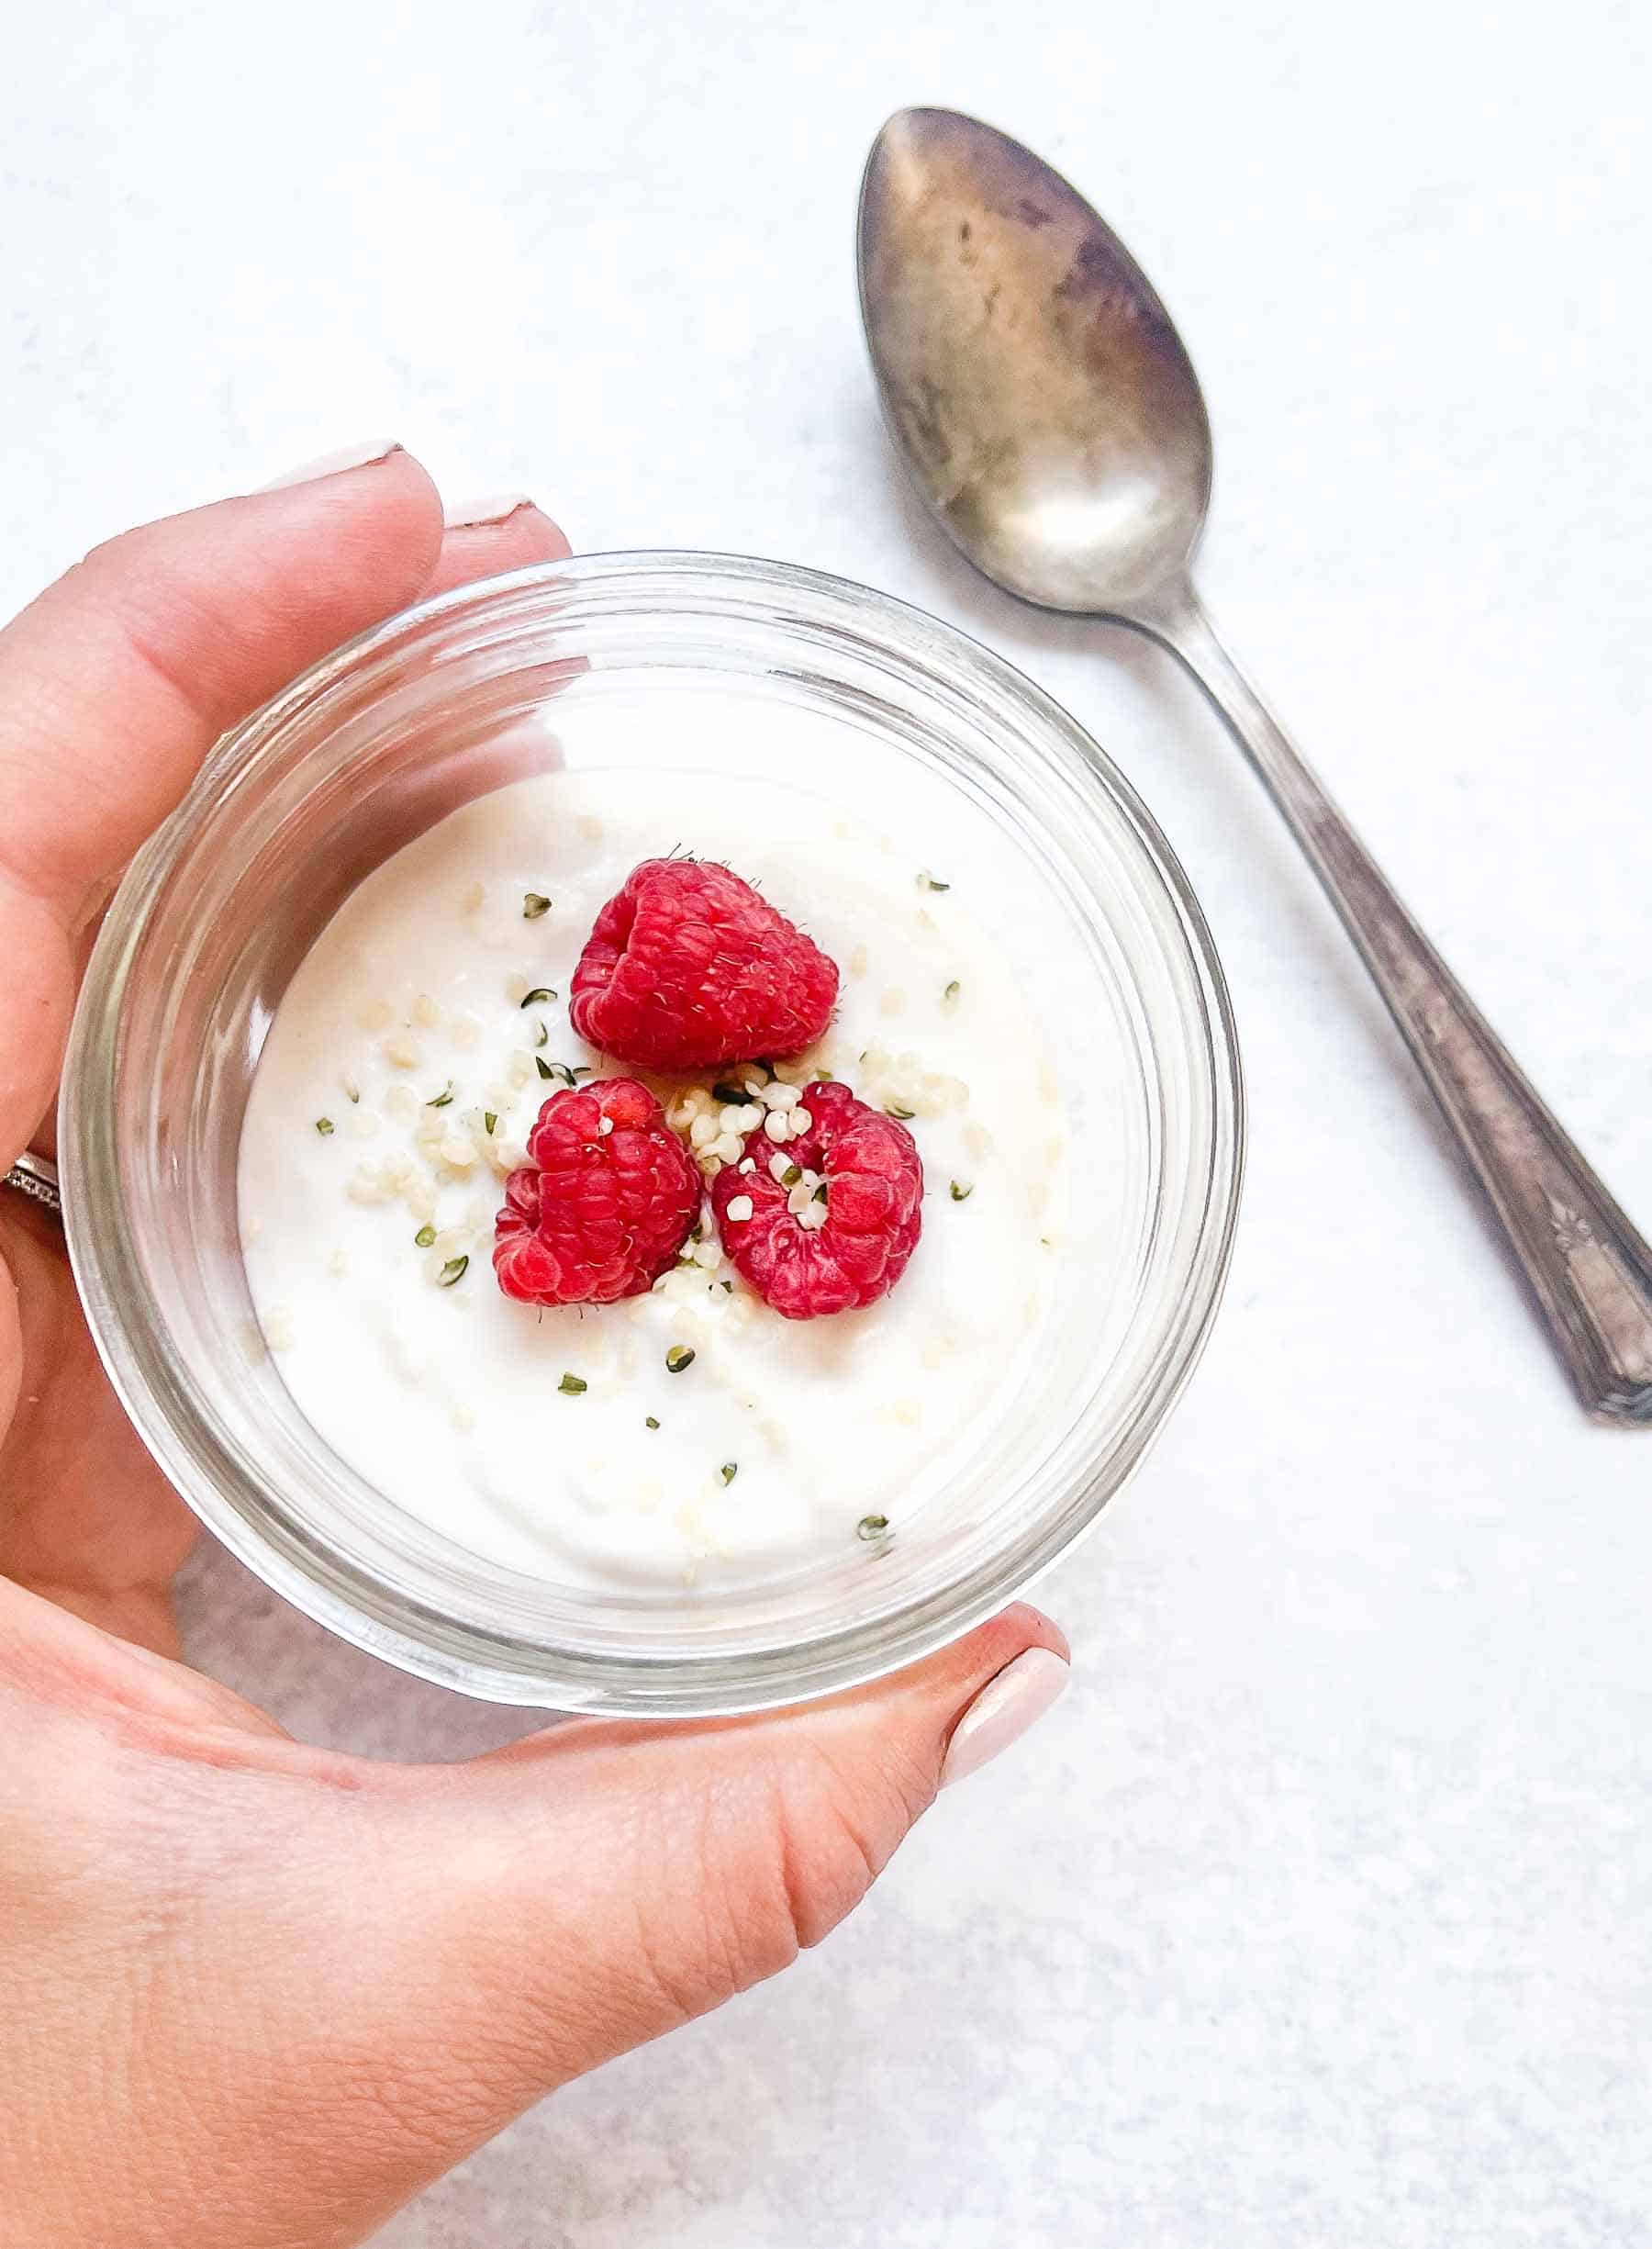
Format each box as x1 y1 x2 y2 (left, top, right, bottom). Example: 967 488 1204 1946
238 741 1069 1592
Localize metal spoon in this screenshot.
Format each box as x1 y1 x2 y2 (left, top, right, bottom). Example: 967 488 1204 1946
858 105 1652 1424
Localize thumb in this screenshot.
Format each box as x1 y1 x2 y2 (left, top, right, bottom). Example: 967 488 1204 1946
295 1607 1068 2232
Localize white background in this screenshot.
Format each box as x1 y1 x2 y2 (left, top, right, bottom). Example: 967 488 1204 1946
7 4 1652 2243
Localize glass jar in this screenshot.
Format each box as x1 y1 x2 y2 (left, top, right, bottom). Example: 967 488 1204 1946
61 554 1243 1716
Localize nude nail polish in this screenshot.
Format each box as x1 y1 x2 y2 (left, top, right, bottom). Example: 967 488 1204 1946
940 1647 1070 1787
258 441 403 492
442 492 535 529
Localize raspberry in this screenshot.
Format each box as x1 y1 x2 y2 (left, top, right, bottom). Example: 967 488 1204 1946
711 1081 923 1318
493 1078 699 1306
568 858 838 1072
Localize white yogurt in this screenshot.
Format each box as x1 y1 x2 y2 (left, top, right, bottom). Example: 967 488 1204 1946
239 698 1068 1590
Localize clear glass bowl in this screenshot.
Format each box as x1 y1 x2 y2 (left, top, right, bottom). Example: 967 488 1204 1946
61 554 1243 1716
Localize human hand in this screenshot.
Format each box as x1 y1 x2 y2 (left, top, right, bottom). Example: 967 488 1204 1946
0 447 1071 2249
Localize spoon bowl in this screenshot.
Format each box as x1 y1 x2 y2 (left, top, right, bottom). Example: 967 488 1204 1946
858 106 1211 612
858 106 1652 1423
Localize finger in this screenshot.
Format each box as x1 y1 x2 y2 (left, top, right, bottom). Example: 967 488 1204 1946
0 448 444 917
0 1210 194 1656
423 495 572 598
10 490 569 1171
0 1238 17 1453
323 1607 1071 2190
0 448 444 1160
4 1606 1067 2249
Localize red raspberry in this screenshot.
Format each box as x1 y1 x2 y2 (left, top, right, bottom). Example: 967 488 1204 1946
711 1081 923 1319
493 1078 699 1306
568 858 838 1072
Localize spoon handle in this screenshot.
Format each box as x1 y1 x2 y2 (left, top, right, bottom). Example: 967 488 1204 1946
1146 585 1652 1424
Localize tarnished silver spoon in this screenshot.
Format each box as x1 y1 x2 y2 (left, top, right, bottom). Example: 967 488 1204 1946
859 105 1652 1423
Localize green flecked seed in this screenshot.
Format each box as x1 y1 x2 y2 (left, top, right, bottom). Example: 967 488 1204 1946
534 1021 549 1049
781 1163 803 1189
427 1084 454 1108
520 988 555 1007
484 1112 498 1136
857 1513 890 1542
885 1103 916 1121
315 1117 335 1136
414 1224 437 1248
950 1180 974 1203
571 1066 595 1080
523 892 551 919
719 1461 738 1486
918 871 950 892
943 979 961 1002
712 1080 749 1104
536 1056 554 1080
665 1345 696 1373
436 1255 469 1288
558 1372 587 1395
814 1067 835 1080
645 1415 660 1430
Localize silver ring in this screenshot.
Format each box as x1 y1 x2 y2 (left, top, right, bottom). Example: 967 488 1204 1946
3 1151 62 1219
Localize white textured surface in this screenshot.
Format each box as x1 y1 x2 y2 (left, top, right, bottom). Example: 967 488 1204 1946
7 4 1652 2243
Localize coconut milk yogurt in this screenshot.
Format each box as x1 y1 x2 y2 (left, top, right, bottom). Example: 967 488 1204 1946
238 694 1070 1592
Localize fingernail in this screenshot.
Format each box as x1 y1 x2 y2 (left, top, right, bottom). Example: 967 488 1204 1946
258 441 403 493
941 1648 1070 1788
442 492 536 529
